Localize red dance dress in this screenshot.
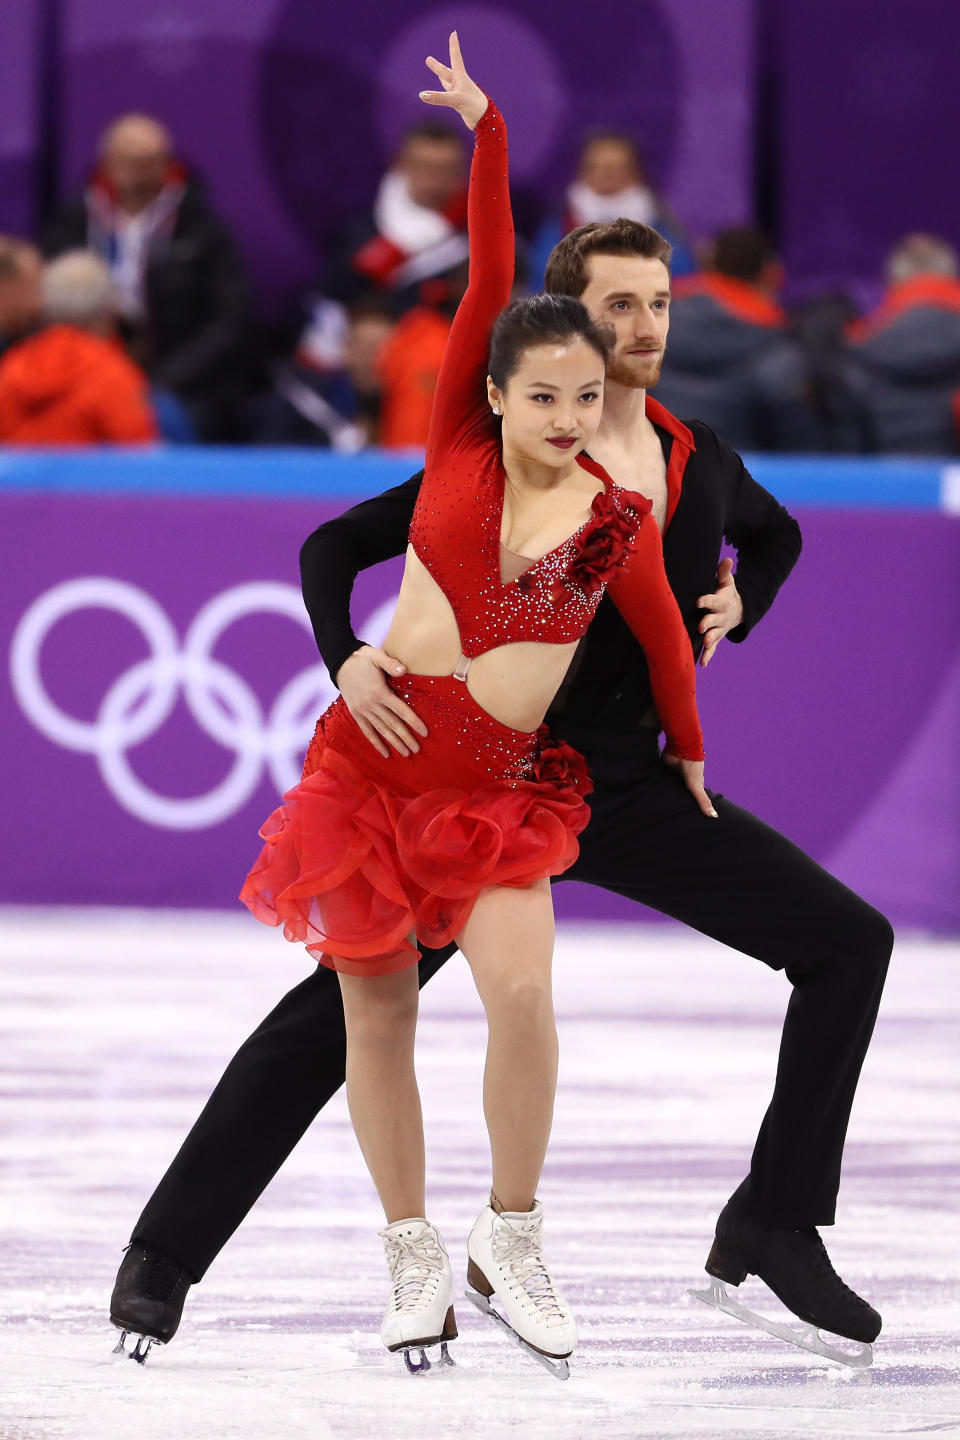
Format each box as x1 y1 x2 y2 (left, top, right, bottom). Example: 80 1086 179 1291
240 99 704 977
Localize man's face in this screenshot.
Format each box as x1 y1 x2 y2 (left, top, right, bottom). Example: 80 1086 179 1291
578 253 671 389
0 246 43 337
578 140 639 198
399 138 465 212
103 138 171 214
343 315 394 395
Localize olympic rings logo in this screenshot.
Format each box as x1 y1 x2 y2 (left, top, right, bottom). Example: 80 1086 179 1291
9 578 394 831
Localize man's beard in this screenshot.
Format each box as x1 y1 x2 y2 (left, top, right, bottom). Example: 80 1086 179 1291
606 348 664 390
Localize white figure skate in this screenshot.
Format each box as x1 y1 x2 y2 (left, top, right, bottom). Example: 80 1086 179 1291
379 1218 457 1374
465 1200 576 1380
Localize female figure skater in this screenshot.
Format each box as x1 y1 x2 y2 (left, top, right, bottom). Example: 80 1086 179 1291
241 34 710 1373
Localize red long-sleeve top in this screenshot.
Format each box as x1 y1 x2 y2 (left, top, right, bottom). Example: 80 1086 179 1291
408 100 704 762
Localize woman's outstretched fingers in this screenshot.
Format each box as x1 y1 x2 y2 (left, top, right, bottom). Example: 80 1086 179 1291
419 31 487 129
424 56 454 87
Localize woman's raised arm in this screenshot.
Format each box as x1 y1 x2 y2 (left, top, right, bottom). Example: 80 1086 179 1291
419 33 515 465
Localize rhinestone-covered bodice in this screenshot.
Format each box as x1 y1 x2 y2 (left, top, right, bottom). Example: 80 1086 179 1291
410 445 648 657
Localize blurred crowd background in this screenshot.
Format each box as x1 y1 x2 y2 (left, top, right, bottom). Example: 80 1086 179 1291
1 0 958 456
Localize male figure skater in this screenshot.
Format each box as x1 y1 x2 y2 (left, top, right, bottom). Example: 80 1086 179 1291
111 221 892 1359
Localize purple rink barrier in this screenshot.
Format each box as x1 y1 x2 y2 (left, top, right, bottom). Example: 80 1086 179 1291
2 455 958 933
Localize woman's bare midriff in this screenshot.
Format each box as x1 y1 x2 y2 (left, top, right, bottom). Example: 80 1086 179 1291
383 546 580 733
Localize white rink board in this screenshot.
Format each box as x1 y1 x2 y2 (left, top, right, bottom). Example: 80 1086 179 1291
0 909 958 1439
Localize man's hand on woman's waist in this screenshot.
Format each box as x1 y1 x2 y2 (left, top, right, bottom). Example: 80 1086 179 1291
336 647 429 759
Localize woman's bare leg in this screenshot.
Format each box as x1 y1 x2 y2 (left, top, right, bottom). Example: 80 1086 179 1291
456 880 557 1212
338 966 424 1223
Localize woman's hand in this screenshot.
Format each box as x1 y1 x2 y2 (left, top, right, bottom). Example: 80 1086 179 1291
663 753 718 818
419 30 488 131
336 646 428 759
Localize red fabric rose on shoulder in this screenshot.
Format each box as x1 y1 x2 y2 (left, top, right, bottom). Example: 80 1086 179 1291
567 488 651 599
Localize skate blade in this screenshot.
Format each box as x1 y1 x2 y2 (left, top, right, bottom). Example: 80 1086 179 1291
111 1328 159 1364
688 1278 874 1369
465 1287 570 1381
400 1340 456 1375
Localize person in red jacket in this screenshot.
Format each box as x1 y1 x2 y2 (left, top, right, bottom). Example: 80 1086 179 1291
843 234 960 453
0 251 157 446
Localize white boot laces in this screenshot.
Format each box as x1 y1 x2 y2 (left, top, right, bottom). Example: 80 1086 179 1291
493 1222 567 1327
383 1229 444 1315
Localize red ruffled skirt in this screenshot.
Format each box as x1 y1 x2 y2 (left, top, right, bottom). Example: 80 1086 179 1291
239 674 592 976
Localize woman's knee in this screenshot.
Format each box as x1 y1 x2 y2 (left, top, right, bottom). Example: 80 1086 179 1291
483 970 555 1029
340 973 419 1047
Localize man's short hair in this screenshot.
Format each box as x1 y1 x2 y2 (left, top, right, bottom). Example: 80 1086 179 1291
544 219 672 298
400 121 463 150
886 233 959 284
711 227 775 284
43 251 116 329
580 128 640 159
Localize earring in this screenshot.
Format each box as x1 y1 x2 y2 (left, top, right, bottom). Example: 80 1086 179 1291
492 405 501 416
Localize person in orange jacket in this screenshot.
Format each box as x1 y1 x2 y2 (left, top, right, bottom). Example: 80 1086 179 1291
378 263 469 449
0 250 158 446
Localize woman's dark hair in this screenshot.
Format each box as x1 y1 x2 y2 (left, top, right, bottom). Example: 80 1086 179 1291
488 293 614 389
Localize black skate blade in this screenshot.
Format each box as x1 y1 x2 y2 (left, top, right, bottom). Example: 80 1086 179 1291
688 1277 874 1369
465 1287 570 1381
400 1340 456 1375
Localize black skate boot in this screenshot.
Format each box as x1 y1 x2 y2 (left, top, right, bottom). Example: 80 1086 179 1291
705 1199 881 1344
109 1243 194 1363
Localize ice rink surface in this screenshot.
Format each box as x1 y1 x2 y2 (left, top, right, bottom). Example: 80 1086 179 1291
1 908 958 1439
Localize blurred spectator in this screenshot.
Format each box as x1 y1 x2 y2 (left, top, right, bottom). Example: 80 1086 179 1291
378 263 468 448
0 251 157 446
653 227 817 451
842 234 960 453
528 131 697 290
791 291 872 453
0 238 43 359
324 122 469 314
43 113 253 440
250 299 395 449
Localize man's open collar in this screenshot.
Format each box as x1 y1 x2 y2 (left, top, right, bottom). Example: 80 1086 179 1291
645 395 695 452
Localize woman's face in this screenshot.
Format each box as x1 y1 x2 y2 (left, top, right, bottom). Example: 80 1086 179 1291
488 339 605 469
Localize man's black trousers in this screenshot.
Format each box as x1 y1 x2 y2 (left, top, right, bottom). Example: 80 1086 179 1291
133 725 893 1280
